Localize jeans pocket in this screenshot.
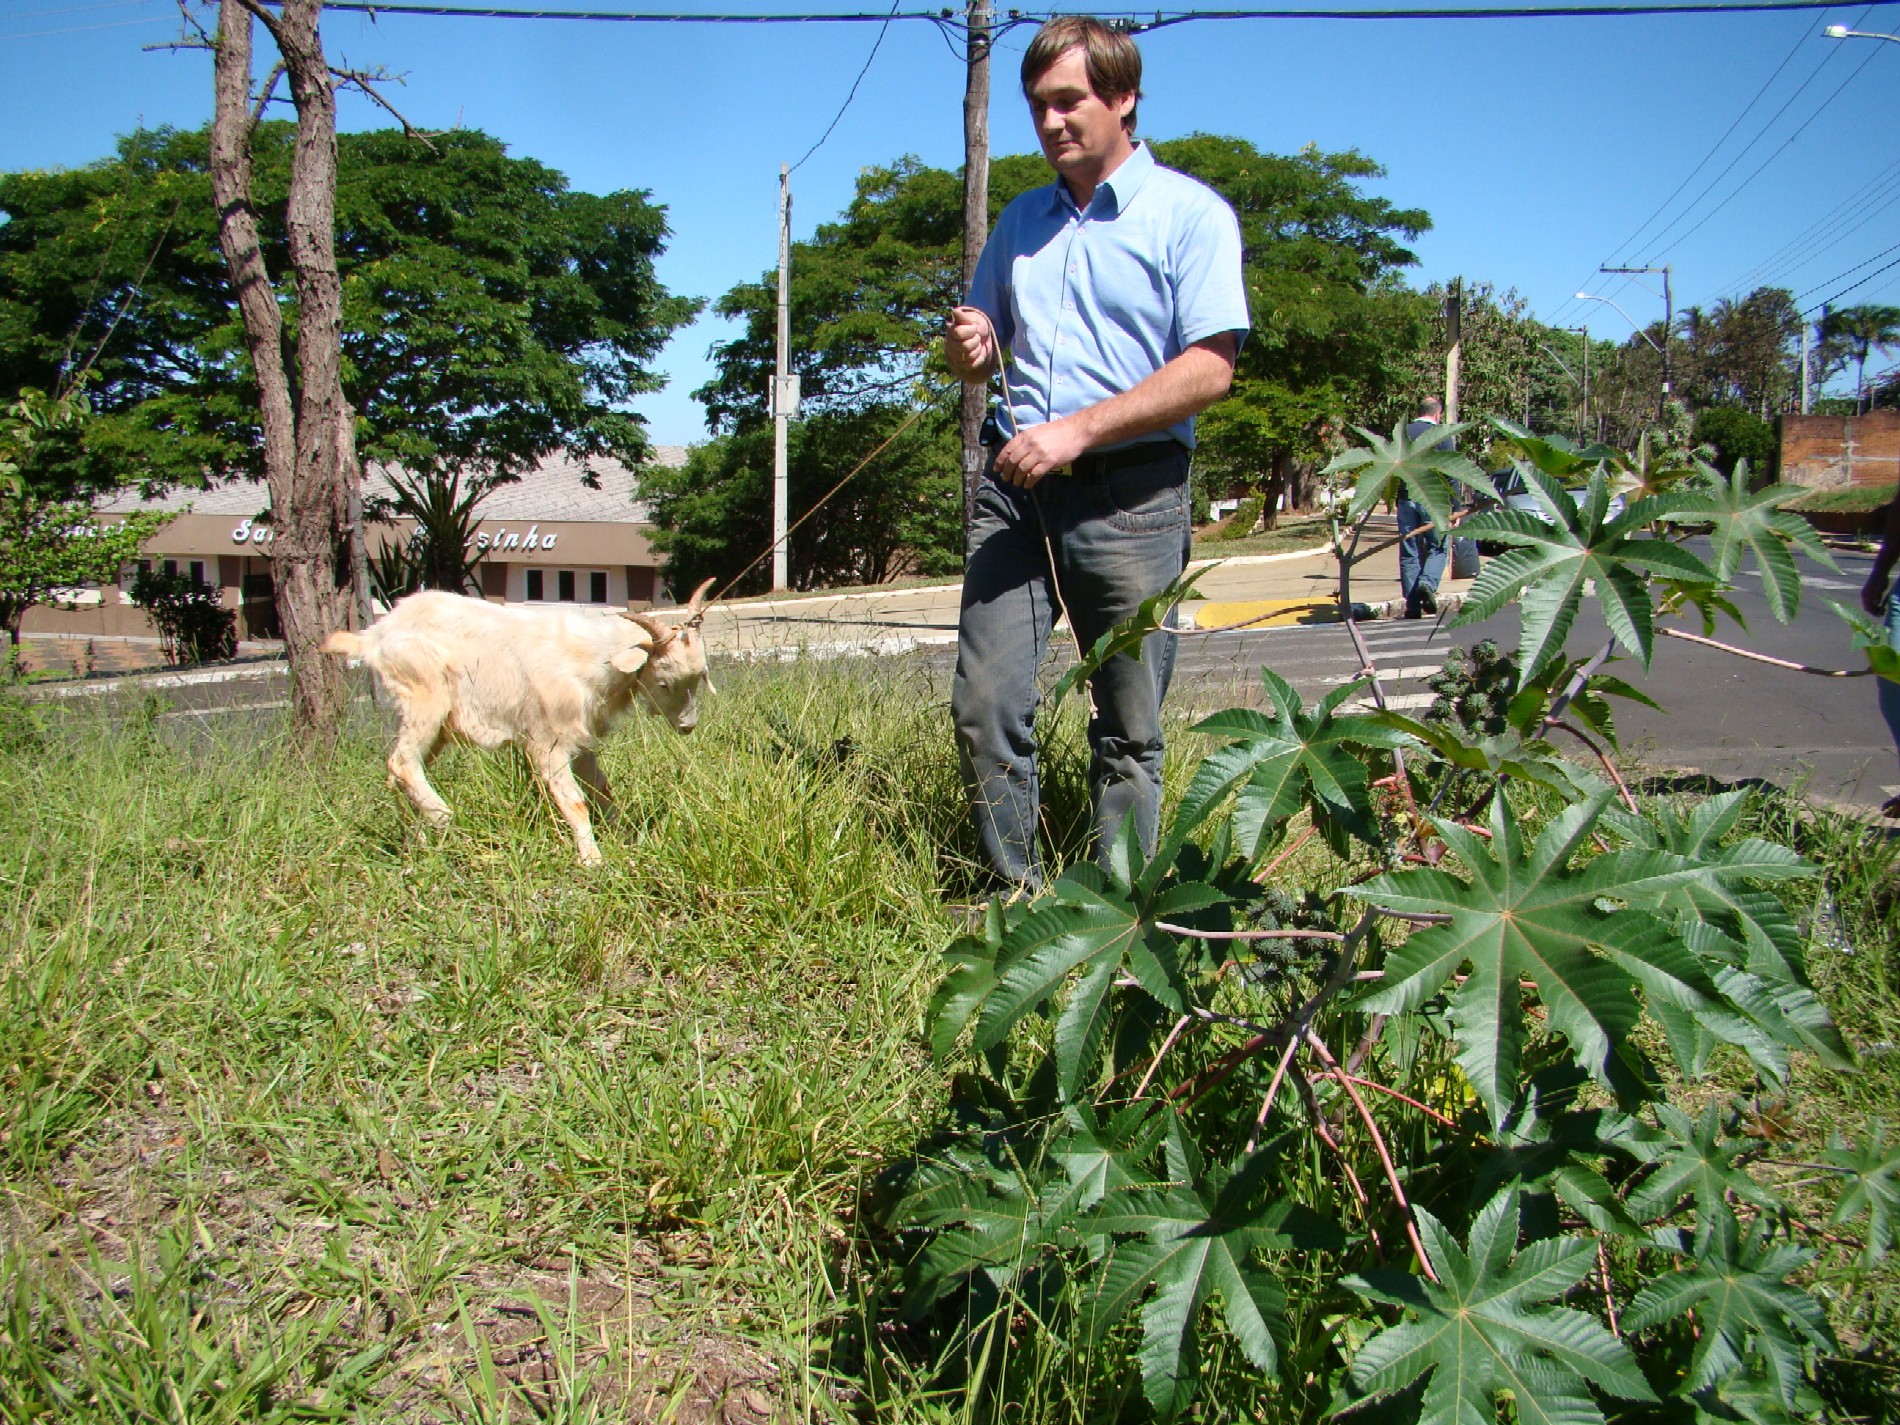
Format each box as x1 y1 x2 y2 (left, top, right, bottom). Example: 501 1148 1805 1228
1104 459 1188 534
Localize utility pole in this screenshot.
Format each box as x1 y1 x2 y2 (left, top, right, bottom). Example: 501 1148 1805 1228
772 164 795 592
1444 278 1462 425
1800 319 1812 415
1563 325 1590 441
959 0 992 536
1601 263 1672 417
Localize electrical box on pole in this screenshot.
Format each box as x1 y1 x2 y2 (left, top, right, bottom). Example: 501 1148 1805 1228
773 164 792 592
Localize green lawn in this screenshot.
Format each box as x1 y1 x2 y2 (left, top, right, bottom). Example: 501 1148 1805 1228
0 660 1895 1420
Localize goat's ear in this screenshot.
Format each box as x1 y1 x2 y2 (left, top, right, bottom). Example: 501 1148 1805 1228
610 645 650 676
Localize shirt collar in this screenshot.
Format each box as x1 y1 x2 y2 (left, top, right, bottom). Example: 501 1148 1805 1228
1047 139 1155 217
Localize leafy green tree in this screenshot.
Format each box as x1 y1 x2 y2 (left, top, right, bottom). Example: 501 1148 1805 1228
0 388 165 649
1693 405 1776 480
642 404 960 594
1152 139 1430 521
0 124 700 493
1819 304 1900 415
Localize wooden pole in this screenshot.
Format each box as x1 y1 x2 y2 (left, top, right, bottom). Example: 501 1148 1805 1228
959 0 992 539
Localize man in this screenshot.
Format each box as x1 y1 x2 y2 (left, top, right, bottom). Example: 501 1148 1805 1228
1399 396 1452 619
943 15 1249 887
1861 491 1900 818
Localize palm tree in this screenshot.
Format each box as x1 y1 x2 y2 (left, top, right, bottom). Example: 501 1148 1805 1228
1819 304 1900 414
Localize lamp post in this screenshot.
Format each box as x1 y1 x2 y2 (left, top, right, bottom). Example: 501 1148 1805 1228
1599 263 1672 416
1576 291 1667 420
1825 22 1900 43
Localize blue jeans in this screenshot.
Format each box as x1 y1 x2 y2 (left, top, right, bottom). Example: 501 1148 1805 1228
952 445 1192 887
1397 497 1446 616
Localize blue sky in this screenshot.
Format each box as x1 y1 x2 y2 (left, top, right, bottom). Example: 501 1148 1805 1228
4 0 1899 444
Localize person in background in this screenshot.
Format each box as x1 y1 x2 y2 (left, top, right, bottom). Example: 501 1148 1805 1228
1860 492 1900 818
942 15 1249 888
1400 395 1452 619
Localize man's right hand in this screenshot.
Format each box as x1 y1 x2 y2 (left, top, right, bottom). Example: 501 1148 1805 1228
945 305 997 381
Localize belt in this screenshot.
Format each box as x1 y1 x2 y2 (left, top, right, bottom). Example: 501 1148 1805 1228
1058 442 1186 478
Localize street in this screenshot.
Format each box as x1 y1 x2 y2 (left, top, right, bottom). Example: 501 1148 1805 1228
29 540 1899 815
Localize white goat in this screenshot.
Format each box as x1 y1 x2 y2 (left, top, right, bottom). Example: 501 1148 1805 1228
322 579 715 863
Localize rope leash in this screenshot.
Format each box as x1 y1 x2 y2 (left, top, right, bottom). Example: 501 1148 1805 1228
695 395 935 621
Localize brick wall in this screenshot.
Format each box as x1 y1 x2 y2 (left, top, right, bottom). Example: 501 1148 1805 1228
1778 411 1900 490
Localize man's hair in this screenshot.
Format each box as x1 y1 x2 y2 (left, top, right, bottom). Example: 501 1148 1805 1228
1417 395 1444 418
1021 17 1143 134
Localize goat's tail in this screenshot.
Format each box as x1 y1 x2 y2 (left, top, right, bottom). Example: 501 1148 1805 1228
321 629 364 658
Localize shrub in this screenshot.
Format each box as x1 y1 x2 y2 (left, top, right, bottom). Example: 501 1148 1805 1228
1693 405 1777 482
129 566 236 665
1215 494 1264 540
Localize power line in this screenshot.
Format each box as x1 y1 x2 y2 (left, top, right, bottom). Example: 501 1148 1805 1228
788 0 903 171
1716 152 1900 296
1804 251 1900 317
1794 239 1900 305
1646 35 1885 261
1603 10 1809 266
261 0 1900 24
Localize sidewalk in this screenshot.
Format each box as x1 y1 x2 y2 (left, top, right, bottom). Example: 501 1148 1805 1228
11 518 1464 684
696 514 1474 659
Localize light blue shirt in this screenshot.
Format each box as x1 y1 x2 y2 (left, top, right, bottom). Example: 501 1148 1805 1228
966 141 1249 451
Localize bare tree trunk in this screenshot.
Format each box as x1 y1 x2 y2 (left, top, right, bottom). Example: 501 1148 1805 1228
208 0 357 743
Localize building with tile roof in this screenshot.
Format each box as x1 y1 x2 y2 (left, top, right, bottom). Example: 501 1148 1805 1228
25 446 688 644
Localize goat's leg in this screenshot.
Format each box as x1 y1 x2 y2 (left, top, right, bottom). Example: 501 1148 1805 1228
386 687 453 827
572 749 622 828
534 746 602 865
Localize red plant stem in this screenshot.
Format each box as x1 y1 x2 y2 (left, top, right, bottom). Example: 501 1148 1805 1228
1133 1014 1196 1102
1245 1034 1304 1155
1306 1029 1439 1282
1597 1239 1622 1338
1158 923 1346 943
1292 1065 1384 1258
1255 825 1319 882
1659 625 1872 677
1322 1068 1457 1128
1546 718 1640 814
1343 1012 1388 1074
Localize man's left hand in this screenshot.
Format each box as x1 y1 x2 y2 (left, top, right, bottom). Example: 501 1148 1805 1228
993 419 1090 489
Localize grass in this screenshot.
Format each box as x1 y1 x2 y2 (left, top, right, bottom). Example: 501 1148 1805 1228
1188 511 1333 561
1784 481 1899 514
1 655 1897 1420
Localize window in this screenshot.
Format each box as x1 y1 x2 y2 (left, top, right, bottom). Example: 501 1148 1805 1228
520 568 609 604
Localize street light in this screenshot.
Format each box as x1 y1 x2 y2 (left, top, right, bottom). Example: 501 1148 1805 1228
1826 22 1900 42
1574 292 1662 354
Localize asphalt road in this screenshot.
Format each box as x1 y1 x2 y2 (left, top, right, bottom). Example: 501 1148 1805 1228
37 545 1899 812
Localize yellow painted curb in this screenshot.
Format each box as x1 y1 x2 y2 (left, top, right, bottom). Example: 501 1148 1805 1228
1191 599 1344 630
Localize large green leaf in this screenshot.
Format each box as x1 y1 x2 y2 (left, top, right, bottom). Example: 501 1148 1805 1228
1050 563 1212 704
1454 465 1714 672
1371 710 1602 801
1822 1122 1900 1265
1343 1185 1654 1425
1629 1102 1776 1222
1670 459 1834 624
1346 793 1717 1125
1181 668 1414 856
1624 1208 1833 1409
1325 418 1492 530
1828 599 1900 683
1082 1147 1342 1417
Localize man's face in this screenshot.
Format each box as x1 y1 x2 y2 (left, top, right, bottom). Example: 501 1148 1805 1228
1027 46 1135 187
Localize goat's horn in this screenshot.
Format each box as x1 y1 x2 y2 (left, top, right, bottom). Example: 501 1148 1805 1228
620 609 676 648
686 577 717 615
